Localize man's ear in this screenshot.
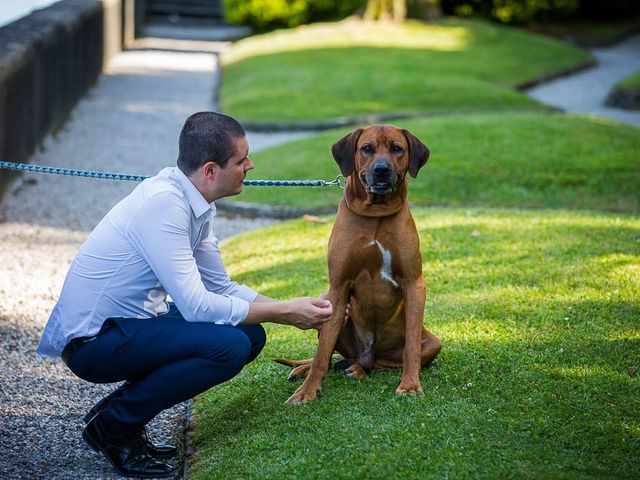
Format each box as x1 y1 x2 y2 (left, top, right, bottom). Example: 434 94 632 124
331 128 363 177
202 161 218 179
402 129 430 178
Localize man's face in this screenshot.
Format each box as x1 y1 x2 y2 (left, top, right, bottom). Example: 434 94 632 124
215 136 254 197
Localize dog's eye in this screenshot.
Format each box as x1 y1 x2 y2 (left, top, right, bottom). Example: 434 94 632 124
360 145 373 153
391 145 403 153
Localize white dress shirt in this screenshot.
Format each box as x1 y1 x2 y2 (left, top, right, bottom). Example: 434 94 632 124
37 167 257 358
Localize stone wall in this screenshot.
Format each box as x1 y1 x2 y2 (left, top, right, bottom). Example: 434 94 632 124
0 0 125 200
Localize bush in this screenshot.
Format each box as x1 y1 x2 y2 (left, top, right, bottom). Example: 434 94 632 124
441 0 577 24
308 0 365 21
441 0 640 24
223 0 364 30
575 0 640 21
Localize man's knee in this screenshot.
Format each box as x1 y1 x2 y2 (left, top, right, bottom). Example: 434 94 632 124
246 324 266 350
206 328 252 372
194 324 267 374
237 324 266 363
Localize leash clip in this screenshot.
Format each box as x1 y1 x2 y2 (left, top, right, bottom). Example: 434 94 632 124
332 174 346 190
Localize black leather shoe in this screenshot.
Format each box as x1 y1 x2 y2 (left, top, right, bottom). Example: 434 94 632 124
82 414 176 479
139 426 179 458
84 390 178 459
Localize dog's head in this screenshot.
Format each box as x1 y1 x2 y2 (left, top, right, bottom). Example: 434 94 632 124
331 125 430 195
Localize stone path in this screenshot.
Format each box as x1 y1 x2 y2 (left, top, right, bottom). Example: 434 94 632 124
527 33 640 127
0 39 310 480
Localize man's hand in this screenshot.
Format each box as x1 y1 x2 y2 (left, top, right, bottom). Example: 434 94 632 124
283 297 332 330
244 296 331 328
244 292 352 329
319 290 351 325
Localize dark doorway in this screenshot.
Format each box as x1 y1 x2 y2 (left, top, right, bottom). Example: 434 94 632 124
145 0 224 19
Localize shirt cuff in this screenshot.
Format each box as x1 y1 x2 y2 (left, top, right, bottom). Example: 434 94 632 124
231 284 258 304
222 295 251 326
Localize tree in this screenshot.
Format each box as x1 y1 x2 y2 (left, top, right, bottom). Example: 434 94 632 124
364 0 407 21
363 0 441 22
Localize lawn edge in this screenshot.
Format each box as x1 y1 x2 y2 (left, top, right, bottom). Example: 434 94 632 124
234 107 560 132
181 399 195 480
216 200 640 221
514 58 596 90
216 198 337 219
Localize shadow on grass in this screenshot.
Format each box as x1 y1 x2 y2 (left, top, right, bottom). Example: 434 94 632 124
227 215 639 300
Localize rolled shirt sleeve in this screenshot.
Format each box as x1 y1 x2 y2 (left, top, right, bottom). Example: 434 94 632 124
127 192 251 326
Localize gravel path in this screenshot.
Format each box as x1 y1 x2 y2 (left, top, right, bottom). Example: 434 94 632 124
0 40 311 479
527 33 640 127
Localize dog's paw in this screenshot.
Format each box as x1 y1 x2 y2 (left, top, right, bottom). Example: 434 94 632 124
395 381 424 396
285 385 321 404
345 362 368 380
287 364 311 382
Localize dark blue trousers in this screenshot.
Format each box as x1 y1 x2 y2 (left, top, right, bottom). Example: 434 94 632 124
66 304 266 435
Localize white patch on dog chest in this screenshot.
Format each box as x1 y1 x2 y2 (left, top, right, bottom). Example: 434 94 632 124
375 240 398 288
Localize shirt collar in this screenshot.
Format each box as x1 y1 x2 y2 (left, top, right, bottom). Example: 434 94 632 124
171 167 215 219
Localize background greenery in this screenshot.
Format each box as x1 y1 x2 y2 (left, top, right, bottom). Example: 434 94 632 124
222 0 640 30
223 0 363 29
192 210 640 479
442 0 640 24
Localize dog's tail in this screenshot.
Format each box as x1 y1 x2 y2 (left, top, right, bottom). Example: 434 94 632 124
273 357 314 367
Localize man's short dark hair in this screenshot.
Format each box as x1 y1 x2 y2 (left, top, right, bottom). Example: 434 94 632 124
177 112 246 174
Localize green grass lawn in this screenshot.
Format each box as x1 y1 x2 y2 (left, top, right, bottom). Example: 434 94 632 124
616 70 640 89
220 18 590 123
238 112 640 214
191 209 639 479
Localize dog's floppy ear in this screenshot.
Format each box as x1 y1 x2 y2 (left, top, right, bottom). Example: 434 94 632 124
331 128 363 177
402 129 430 178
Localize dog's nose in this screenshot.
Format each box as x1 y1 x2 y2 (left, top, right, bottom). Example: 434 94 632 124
373 162 391 175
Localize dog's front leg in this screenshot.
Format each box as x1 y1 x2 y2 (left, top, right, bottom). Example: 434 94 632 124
286 293 347 404
396 277 426 395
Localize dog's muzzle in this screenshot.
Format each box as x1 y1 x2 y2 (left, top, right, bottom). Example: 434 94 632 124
361 161 398 194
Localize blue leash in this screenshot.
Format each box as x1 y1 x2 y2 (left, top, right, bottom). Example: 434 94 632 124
0 161 345 188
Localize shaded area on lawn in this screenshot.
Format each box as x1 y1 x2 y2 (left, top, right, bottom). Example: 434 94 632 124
191 209 639 480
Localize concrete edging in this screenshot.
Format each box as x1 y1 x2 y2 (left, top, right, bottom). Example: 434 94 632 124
515 59 597 90
216 198 337 219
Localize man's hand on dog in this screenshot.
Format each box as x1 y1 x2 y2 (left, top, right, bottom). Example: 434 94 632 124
319 290 351 324
284 297 333 330
244 292 350 330
283 293 351 330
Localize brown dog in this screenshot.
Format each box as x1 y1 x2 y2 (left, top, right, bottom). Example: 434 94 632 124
279 125 442 404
